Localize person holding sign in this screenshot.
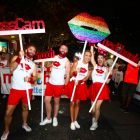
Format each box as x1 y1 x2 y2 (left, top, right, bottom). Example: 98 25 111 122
88 45 112 130
1 46 37 140
40 45 71 127
63 50 93 130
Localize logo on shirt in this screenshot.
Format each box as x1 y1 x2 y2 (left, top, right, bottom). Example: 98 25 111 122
20 63 31 70
0 63 4 66
96 69 104 74
53 61 60 67
80 67 87 73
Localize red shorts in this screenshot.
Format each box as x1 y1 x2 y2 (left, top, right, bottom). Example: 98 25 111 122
63 80 88 102
45 82 64 98
7 88 33 105
88 82 110 101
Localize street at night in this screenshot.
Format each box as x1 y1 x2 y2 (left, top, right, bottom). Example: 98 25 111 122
0 94 140 140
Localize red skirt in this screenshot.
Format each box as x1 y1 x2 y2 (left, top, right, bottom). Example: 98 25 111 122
88 82 110 101
63 80 88 102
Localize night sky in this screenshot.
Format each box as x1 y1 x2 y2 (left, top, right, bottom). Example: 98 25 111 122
0 0 140 55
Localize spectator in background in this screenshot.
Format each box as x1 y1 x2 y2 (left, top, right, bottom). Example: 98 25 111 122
73 56 79 62
119 63 140 113
0 52 10 99
71 56 79 67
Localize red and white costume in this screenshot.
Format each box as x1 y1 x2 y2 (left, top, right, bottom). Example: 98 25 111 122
0 59 7 67
63 60 89 102
7 57 35 105
88 64 110 101
45 55 68 98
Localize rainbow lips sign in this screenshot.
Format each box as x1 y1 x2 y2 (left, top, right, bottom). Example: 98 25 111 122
68 13 111 43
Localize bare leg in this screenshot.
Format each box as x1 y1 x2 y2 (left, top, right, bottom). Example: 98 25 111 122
22 103 29 125
44 96 52 120
126 97 131 108
74 100 80 121
91 101 95 117
5 105 17 132
94 100 103 123
53 97 60 118
70 102 75 123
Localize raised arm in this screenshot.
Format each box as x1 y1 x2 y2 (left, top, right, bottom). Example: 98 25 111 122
65 60 71 85
90 46 96 67
10 50 24 72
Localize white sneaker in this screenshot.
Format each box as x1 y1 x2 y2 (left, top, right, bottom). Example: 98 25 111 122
90 122 98 130
2 95 6 99
92 117 95 124
74 121 80 129
70 122 76 130
22 124 32 132
32 96 35 100
39 118 52 126
1 131 9 140
53 117 58 127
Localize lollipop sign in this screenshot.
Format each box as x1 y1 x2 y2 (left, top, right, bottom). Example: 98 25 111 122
68 13 111 101
68 13 111 43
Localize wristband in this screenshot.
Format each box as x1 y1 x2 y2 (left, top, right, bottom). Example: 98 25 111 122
15 56 21 64
28 77 33 83
108 74 112 79
72 71 77 77
78 80 83 85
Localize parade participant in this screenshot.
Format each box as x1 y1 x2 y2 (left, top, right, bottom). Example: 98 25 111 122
63 50 93 130
40 45 71 127
1 46 37 140
88 45 112 130
0 52 10 98
119 63 140 113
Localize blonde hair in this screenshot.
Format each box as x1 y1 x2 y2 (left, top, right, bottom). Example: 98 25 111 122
84 50 94 70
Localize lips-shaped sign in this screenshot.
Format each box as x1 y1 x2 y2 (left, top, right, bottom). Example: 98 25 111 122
53 61 60 67
0 63 4 66
21 63 31 70
68 13 110 43
80 67 87 73
96 69 104 74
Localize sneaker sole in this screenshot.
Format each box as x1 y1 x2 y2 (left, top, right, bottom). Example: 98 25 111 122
90 126 98 130
22 126 32 132
39 121 52 126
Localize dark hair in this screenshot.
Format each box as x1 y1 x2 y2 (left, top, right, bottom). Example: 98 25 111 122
97 53 105 58
73 56 79 60
84 50 94 70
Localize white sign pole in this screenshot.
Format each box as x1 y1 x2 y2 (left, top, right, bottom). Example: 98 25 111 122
19 32 31 110
89 56 118 113
34 58 54 123
41 62 44 123
70 41 88 102
97 43 137 67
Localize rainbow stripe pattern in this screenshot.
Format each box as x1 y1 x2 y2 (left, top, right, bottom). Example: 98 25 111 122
68 13 111 43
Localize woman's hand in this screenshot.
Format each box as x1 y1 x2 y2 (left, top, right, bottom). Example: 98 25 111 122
76 68 80 73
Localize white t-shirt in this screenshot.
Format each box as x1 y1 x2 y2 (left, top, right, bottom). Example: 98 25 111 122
70 60 89 84
0 59 7 67
92 64 106 83
49 55 68 85
11 57 35 90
